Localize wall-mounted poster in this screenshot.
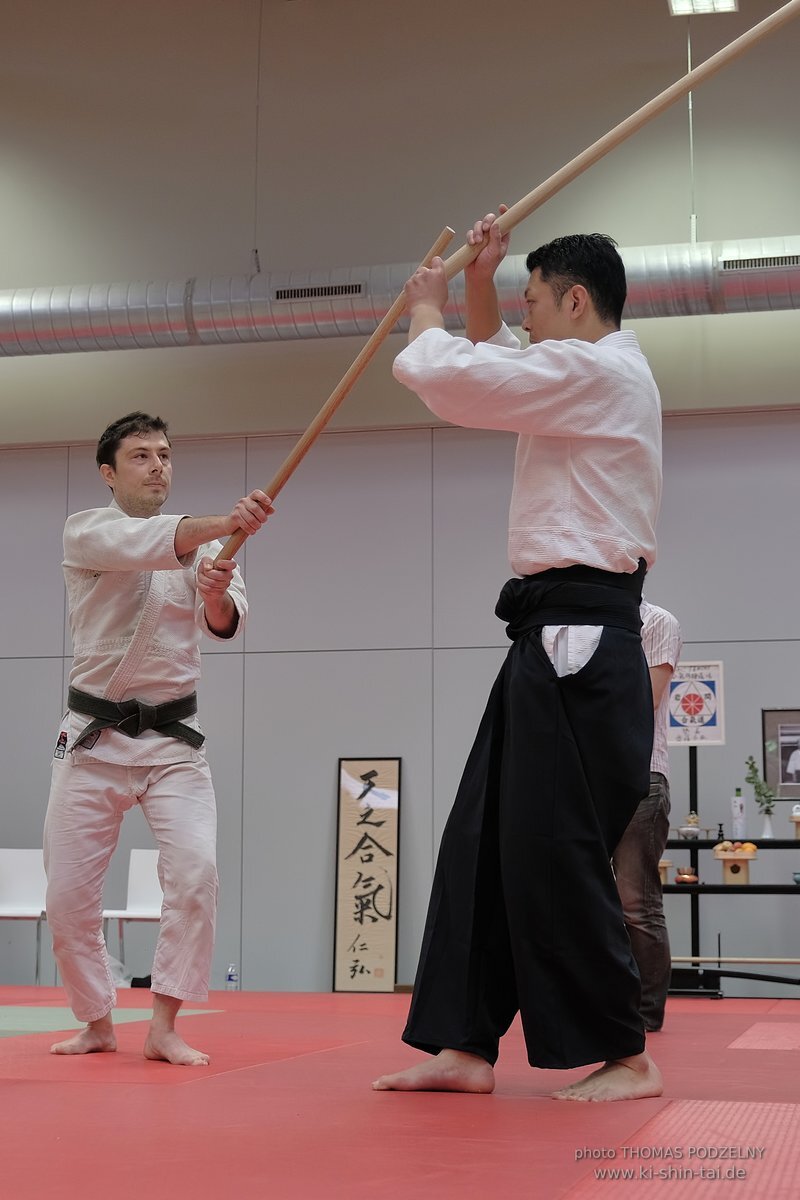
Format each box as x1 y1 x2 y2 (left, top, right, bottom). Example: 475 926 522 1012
334 758 400 993
667 661 725 746
763 709 800 801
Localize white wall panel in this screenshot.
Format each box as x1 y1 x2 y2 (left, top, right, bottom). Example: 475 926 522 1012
162 437 248 533
432 428 516 649
649 411 800 642
0 448 68 658
241 649 432 991
243 429 433 652
66 443 111 511
0 657 67 985
0 657 65 843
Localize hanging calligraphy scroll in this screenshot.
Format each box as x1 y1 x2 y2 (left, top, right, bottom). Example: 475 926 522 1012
333 758 401 993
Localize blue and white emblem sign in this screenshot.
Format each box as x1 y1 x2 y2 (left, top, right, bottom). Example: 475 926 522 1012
667 661 725 746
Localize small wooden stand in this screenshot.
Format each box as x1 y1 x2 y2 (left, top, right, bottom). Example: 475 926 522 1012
790 815 800 840
658 860 672 885
714 850 757 884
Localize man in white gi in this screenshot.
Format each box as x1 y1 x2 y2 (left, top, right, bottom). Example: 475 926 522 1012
373 212 663 1102
45 412 272 1066
613 601 683 1033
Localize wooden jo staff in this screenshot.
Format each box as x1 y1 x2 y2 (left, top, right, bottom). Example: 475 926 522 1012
216 0 800 564
441 0 800 280
215 224 455 562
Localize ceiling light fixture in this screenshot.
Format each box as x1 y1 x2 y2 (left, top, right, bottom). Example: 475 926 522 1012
668 1 738 14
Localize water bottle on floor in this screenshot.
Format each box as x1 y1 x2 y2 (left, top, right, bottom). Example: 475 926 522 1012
225 962 240 991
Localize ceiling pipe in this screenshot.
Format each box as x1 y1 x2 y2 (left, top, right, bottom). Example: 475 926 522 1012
0 235 798 357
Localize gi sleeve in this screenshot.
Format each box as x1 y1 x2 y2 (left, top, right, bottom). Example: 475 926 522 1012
392 324 632 438
64 507 193 572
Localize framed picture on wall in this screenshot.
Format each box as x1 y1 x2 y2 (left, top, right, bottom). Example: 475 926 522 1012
762 709 800 801
333 758 401 993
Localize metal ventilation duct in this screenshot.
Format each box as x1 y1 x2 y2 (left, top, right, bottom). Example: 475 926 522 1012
0 236 798 357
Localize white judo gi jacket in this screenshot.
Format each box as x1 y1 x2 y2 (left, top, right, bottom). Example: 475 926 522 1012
59 499 247 766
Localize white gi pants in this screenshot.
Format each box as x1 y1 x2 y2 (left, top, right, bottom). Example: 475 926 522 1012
44 757 218 1023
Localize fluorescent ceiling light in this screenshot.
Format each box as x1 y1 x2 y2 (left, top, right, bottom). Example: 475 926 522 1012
668 0 738 13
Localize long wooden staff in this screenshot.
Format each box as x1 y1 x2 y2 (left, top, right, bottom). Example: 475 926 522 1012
215 225 454 562
217 0 800 562
443 0 800 277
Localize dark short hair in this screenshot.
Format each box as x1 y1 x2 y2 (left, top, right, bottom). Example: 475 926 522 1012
96 412 171 469
525 233 626 326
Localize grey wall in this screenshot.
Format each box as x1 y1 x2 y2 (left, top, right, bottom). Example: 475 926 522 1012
2 408 799 995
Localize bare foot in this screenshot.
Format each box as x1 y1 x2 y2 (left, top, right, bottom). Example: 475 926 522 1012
552 1051 663 1102
51 1018 117 1056
143 1028 210 1066
372 1049 495 1093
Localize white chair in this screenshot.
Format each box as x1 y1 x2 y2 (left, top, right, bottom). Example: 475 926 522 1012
0 848 48 985
102 848 163 966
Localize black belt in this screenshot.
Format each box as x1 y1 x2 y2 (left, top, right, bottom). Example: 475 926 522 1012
496 559 647 642
68 687 205 750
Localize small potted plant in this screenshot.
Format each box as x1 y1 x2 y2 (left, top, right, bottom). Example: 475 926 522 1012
745 755 776 838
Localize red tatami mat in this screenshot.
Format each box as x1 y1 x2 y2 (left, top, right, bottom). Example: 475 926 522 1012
1 989 800 1199
563 1099 800 1199
729 1021 800 1050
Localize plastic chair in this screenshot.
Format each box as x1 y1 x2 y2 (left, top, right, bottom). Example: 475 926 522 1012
102 848 163 966
0 849 48 984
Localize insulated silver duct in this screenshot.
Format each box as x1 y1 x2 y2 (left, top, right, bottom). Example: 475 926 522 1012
1 236 798 356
